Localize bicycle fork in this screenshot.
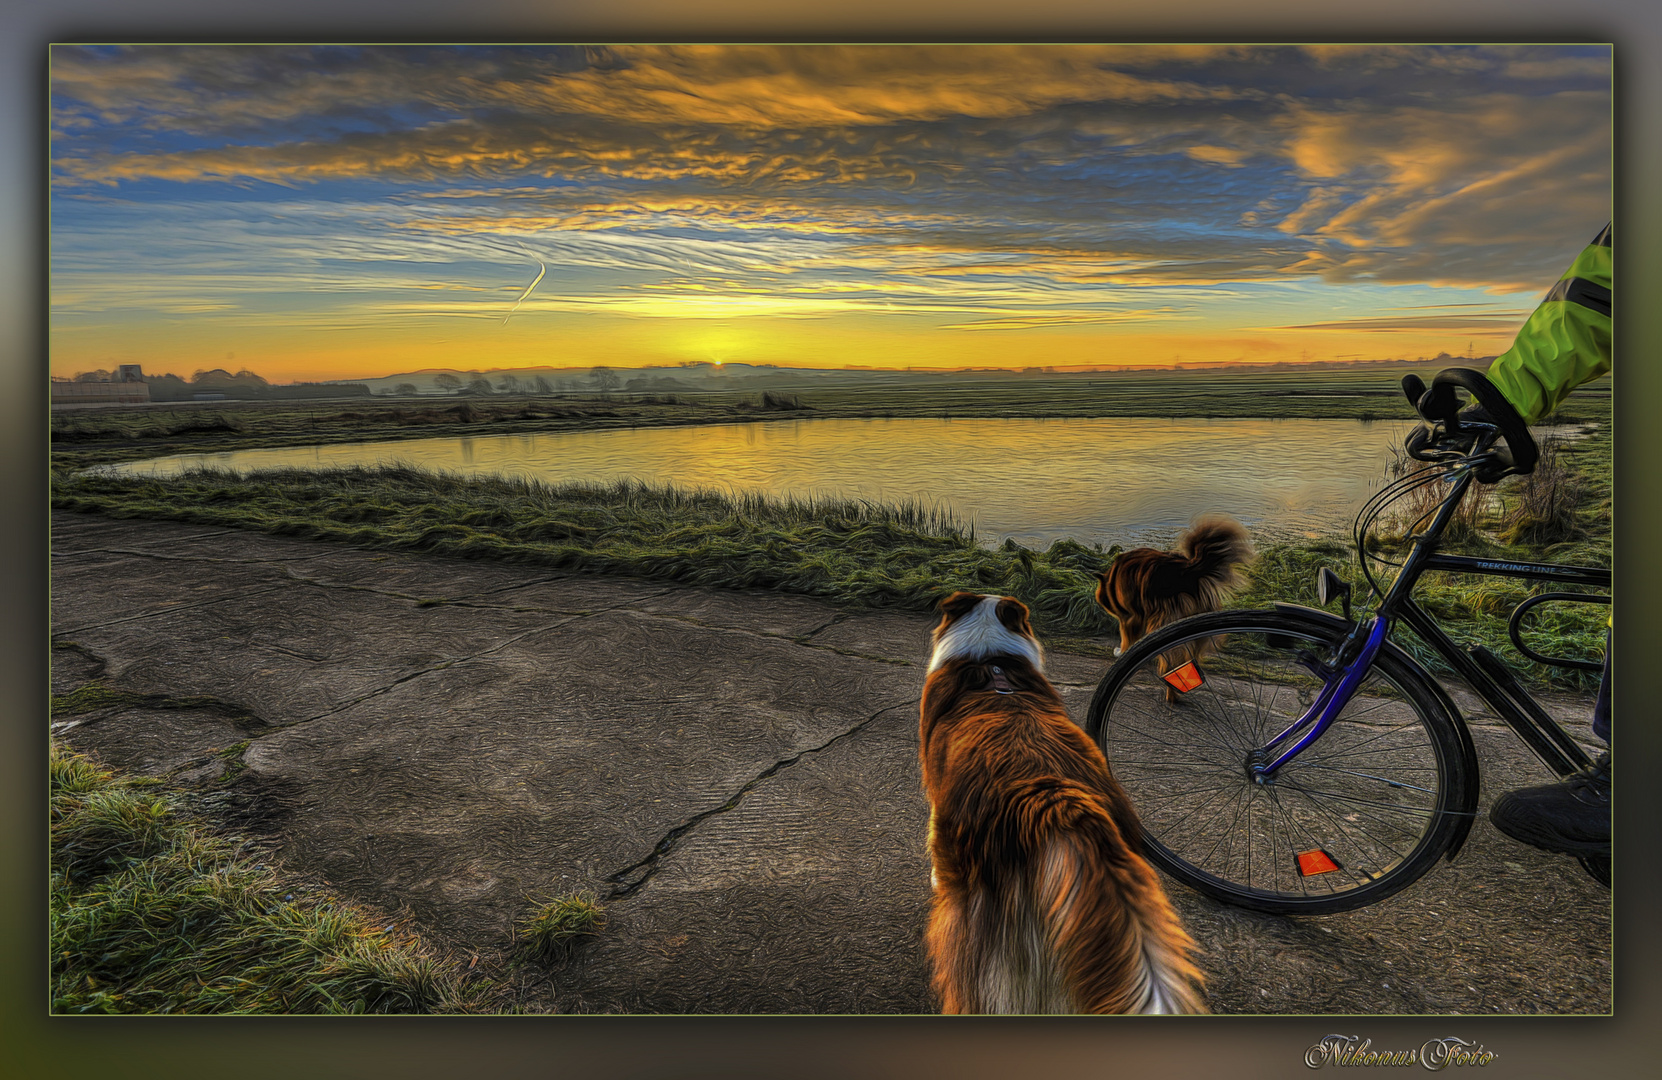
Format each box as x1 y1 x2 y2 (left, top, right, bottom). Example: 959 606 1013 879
1248 614 1389 782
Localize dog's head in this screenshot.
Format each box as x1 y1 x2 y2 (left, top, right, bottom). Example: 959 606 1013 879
927 591 1044 674
1094 564 1126 620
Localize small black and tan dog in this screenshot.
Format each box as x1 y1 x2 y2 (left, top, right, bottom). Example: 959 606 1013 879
1095 515 1254 662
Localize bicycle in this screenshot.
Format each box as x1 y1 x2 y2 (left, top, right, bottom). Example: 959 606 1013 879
1083 368 1611 914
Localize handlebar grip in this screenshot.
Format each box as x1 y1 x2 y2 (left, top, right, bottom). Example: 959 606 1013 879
1415 377 1464 428
1405 424 1436 460
1417 368 1539 478
1400 373 1427 412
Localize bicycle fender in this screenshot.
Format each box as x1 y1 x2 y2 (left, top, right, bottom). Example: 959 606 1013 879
1424 675 1481 862
1269 603 1481 858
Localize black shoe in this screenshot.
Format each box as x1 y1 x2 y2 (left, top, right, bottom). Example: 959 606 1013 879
1489 753 1610 857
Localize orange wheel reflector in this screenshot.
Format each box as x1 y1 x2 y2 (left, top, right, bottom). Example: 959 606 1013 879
1296 849 1343 877
1161 661 1205 694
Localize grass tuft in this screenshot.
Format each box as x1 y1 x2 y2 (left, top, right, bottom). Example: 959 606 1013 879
50 743 476 1014
516 894 607 964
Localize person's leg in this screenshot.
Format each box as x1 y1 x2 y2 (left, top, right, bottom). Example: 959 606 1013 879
1590 631 1610 744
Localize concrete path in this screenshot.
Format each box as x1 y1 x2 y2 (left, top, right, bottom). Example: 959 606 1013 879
49 512 1611 1014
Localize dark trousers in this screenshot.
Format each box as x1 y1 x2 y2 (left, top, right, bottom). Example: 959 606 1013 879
1592 630 1610 745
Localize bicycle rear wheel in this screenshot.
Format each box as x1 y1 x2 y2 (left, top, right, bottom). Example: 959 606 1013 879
1085 608 1472 915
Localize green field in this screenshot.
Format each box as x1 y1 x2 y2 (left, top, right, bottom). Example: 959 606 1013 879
50 368 1612 473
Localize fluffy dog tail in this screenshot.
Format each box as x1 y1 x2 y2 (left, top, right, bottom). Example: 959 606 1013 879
1008 778 1207 1014
1174 514 1254 610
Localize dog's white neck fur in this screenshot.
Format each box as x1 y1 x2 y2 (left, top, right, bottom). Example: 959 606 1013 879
928 595 1045 674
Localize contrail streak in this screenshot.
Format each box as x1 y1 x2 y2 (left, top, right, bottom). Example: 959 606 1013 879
502 253 546 324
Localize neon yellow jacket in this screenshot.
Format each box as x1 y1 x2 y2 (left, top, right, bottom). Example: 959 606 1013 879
1485 223 1611 425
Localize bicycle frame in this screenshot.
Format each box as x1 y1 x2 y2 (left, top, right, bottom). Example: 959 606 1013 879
1253 464 1610 781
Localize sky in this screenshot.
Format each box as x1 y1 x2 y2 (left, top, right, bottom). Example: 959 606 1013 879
48 43 1612 384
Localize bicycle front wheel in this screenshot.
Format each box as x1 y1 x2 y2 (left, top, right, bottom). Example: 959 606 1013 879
1085 608 1472 915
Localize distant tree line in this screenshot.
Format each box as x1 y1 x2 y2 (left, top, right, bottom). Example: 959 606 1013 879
68 366 369 402
402 367 619 397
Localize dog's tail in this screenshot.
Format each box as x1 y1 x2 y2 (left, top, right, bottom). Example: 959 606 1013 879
1012 778 1208 1014
1175 514 1254 610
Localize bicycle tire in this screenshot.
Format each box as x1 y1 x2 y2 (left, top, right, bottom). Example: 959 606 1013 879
1085 608 1474 915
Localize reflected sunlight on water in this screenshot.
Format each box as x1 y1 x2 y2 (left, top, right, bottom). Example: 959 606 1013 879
102 417 1421 548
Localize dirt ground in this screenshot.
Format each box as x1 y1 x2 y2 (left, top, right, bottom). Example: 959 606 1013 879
49 511 1611 1014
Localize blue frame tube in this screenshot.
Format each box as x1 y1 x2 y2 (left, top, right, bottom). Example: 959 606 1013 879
1253 615 1389 777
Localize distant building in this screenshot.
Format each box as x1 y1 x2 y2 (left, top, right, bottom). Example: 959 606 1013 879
51 374 151 405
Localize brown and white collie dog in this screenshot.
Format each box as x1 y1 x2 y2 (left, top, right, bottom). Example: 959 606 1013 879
1094 515 1254 660
918 591 1207 1015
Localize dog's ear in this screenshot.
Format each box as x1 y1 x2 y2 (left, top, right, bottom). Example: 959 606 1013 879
1094 568 1121 616
994 597 1034 638
937 591 983 620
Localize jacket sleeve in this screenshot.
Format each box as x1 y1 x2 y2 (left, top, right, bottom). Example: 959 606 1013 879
1484 223 1611 425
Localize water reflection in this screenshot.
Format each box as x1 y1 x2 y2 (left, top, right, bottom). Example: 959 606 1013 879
101 417 1423 548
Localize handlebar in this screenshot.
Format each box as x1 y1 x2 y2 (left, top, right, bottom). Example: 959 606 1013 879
1401 367 1538 482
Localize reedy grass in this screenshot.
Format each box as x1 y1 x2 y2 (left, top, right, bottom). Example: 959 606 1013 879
1237 540 1608 692
52 465 1125 639
50 743 478 1014
516 894 607 964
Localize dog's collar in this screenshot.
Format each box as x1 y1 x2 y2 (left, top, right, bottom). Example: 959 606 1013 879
990 665 1015 695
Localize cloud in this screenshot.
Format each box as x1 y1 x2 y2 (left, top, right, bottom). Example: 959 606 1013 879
1267 91 1609 287
938 310 1181 331
49 43 1610 327
50 44 1249 139
1274 312 1531 332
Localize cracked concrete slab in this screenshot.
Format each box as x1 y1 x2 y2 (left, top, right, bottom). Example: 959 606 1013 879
49 510 1610 1015
621 586 847 640
540 702 934 1013
50 703 258 780
274 549 585 605
802 610 927 664
51 546 294 632
60 586 564 725
225 609 920 957
53 517 336 563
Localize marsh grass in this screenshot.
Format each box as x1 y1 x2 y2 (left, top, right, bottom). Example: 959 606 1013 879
1378 446 1491 544
751 390 808 410
52 465 1124 638
50 743 477 1014
1496 436 1588 546
52 414 246 444
1239 541 1608 691
515 894 607 964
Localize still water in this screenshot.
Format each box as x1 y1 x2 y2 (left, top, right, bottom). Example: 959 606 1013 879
102 416 1420 549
